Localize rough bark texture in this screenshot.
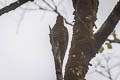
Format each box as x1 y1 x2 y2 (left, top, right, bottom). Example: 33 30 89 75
0 0 33 16
94 0 120 50
64 0 120 80
64 0 99 80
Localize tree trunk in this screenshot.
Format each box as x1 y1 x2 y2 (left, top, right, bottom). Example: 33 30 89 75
64 0 99 80
64 0 120 80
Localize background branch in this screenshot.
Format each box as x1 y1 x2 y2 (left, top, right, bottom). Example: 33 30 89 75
0 0 73 26
106 39 120 44
93 55 120 80
51 0 57 10
94 0 120 50
0 0 34 16
41 0 73 26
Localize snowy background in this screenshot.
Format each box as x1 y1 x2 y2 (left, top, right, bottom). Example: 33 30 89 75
0 0 119 80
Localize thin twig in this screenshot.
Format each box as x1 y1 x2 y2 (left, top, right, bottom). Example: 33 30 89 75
107 39 120 44
42 0 54 10
95 70 109 79
94 55 120 80
0 0 33 16
34 2 54 12
42 0 73 26
51 0 57 10
64 17 73 26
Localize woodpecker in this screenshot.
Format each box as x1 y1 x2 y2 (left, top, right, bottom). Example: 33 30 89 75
51 14 68 63
50 14 68 74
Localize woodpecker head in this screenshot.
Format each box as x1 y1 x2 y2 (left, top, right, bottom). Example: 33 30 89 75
56 14 64 25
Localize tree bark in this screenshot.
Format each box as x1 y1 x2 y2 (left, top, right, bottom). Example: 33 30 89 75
64 0 120 80
0 0 33 16
94 0 120 50
64 0 99 80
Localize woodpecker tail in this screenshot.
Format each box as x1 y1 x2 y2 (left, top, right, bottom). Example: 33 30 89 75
49 25 52 31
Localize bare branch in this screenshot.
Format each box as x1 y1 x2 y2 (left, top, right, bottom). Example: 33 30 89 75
34 2 53 12
41 0 73 26
12 0 73 26
63 17 73 26
106 39 120 44
94 0 120 50
95 70 109 79
93 55 120 80
94 59 110 79
0 0 34 16
42 0 54 10
51 0 57 10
